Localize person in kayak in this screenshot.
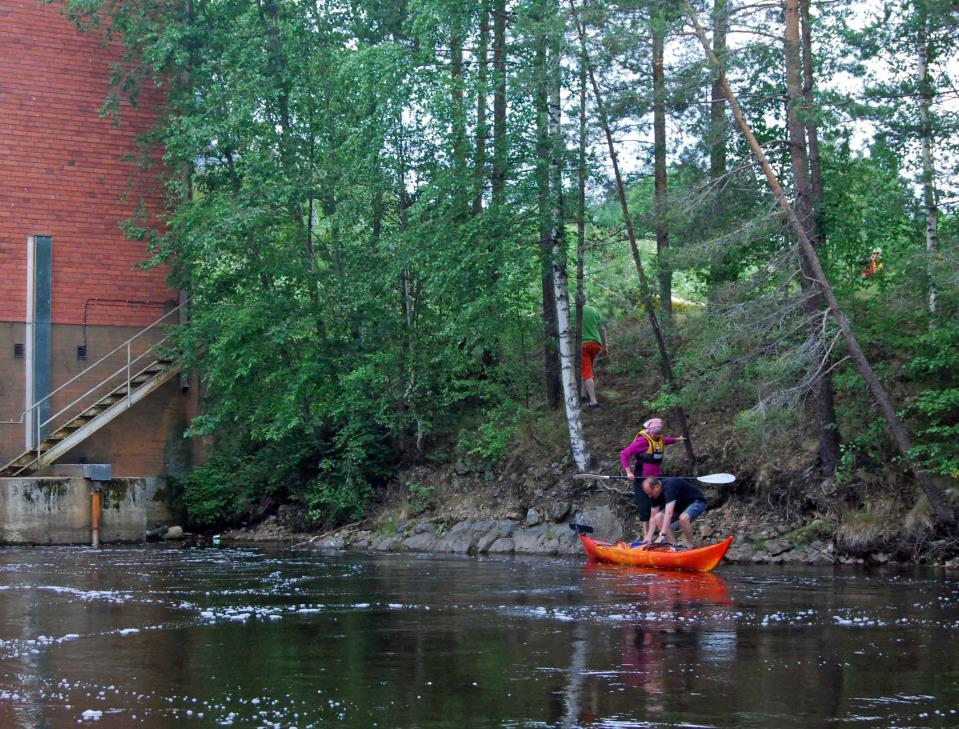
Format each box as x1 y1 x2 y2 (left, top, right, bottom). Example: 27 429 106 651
641 477 707 548
620 418 685 535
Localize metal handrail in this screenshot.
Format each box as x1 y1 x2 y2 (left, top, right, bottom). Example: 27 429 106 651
2 300 188 470
38 332 172 432
34 301 186 419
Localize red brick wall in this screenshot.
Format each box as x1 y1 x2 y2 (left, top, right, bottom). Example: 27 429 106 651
0 0 175 327
0 3 201 477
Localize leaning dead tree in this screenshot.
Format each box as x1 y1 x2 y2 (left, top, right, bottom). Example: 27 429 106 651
682 0 954 527
568 0 696 465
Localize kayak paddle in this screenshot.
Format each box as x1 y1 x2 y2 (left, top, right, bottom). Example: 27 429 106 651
573 472 736 485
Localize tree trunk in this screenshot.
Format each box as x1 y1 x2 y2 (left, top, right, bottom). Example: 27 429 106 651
706 0 729 301
917 6 938 319
575 47 588 390
536 11 561 409
785 0 841 476
652 18 671 321
450 11 469 219
473 0 490 216
396 116 423 454
799 0 824 243
709 0 728 181
554 242 591 470
491 0 507 207
683 0 954 526
568 0 697 464
549 33 590 470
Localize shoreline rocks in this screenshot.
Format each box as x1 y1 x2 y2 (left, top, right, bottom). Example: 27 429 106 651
218 501 956 568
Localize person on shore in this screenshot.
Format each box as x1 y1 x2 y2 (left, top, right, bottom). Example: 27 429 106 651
861 249 884 277
641 477 707 548
620 418 684 537
581 303 608 409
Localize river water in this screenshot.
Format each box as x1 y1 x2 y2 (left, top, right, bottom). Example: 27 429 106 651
0 545 956 728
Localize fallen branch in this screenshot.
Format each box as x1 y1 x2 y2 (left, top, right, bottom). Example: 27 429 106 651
294 519 365 548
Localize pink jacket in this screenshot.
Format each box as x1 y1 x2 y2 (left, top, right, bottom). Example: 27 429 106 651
620 434 679 478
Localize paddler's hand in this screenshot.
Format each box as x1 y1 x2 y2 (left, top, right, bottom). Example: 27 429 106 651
625 469 635 480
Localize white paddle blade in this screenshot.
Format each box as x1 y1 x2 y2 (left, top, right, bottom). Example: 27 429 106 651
572 473 610 480
696 473 736 485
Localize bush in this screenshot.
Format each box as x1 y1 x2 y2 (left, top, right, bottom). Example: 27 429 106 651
406 482 436 516
177 453 257 526
461 401 523 463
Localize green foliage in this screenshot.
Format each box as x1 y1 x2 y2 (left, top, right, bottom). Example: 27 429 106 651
643 388 679 414
176 454 252 527
304 424 385 524
820 138 922 289
54 0 959 530
462 402 524 463
906 323 959 477
406 482 437 517
787 519 835 545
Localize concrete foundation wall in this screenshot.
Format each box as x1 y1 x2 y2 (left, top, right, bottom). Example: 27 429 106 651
0 477 172 544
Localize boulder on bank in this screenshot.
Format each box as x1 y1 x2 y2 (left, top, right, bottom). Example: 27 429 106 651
434 520 498 553
572 505 623 544
401 530 437 551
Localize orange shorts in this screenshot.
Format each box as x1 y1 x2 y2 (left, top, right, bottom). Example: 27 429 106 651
582 341 602 380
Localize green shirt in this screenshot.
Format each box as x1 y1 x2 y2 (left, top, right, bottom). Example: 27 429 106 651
582 305 604 345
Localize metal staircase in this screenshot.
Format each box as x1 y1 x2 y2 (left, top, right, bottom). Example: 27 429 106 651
0 304 185 478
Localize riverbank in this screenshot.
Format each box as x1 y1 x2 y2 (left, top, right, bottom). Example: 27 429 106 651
218 317 958 567
220 470 959 568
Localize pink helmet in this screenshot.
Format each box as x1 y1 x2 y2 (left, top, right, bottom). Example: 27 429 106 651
644 418 663 430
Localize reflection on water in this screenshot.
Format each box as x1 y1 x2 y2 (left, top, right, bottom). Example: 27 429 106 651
0 546 956 728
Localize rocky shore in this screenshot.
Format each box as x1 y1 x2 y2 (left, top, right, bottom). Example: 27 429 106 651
220 490 959 568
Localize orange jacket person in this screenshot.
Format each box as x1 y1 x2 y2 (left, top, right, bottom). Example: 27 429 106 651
581 303 608 408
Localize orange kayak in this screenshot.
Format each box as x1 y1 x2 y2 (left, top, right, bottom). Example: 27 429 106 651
579 535 734 572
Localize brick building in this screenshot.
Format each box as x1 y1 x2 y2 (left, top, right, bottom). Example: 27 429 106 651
0 1 197 477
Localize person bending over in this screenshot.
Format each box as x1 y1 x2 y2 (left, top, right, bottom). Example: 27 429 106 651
641 477 707 548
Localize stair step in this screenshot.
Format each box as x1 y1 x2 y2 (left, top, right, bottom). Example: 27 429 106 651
0 350 183 477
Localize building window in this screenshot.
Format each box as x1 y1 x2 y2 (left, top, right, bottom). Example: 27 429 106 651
77 345 87 361
14 343 24 359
